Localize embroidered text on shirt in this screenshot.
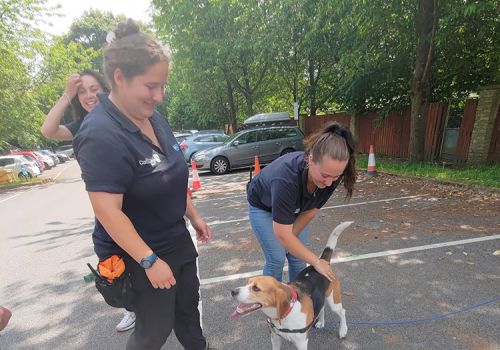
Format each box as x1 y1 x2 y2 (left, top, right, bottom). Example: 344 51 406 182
139 153 162 166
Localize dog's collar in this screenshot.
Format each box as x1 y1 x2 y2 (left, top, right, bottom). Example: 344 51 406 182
278 284 298 320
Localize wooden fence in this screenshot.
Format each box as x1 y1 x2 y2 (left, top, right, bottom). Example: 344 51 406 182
299 99 500 163
300 102 450 161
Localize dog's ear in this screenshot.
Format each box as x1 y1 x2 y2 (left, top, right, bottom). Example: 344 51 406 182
275 286 291 320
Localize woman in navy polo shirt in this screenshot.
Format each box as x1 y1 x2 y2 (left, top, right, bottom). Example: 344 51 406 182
74 20 212 350
247 122 356 282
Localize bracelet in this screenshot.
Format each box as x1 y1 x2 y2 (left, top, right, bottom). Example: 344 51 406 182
62 92 71 105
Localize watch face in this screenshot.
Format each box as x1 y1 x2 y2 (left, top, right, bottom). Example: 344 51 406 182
140 253 157 269
140 260 152 269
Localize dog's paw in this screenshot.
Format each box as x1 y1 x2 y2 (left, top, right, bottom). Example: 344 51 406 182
338 325 348 339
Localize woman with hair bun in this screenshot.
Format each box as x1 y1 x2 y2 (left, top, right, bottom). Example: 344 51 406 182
74 19 212 349
247 122 357 283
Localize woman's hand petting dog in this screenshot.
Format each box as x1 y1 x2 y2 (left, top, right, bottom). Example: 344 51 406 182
313 258 337 282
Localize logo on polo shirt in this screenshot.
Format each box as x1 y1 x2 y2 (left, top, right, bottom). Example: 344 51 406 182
139 152 162 167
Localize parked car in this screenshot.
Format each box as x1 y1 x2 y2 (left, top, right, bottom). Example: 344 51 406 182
0 168 15 184
56 152 70 163
195 130 226 135
243 111 292 127
39 150 59 165
174 132 193 144
56 145 74 158
0 155 41 179
181 133 229 162
192 125 304 175
10 151 45 171
33 151 55 169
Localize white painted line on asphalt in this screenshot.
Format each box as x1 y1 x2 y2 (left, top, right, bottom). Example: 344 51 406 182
0 193 22 204
199 234 500 286
206 195 426 226
0 162 79 204
320 194 426 210
187 219 204 329
53 161 77 180
196 194 247 203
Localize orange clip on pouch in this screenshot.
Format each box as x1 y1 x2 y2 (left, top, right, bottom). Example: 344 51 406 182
98 255 126 282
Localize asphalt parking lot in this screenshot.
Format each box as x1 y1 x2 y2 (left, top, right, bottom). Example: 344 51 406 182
0 164 498 350
186 169 499 350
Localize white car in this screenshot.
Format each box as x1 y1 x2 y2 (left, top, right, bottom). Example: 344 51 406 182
0 155 41 179
33 151 55 168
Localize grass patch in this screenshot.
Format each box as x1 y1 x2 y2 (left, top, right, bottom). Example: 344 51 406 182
356 154 500 188
0 177 44 190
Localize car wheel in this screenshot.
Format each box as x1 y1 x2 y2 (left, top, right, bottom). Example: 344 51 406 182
188 152 196 163
211 156 229 175
18 172 31 180
280 148 295 156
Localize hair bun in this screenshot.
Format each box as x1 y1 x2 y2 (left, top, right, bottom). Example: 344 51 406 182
114 19 140 40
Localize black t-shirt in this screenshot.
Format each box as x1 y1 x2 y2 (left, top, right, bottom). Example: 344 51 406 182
73 93 189 259
65 119 82 136
247 152 340 225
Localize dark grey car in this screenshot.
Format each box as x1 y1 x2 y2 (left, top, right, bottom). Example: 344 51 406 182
192 125 304 175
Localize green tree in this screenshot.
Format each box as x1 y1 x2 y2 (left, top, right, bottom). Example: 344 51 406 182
153 0 281 131
0 0 52 147
63 9 125 72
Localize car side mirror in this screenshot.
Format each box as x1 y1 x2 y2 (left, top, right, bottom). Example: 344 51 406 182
232 140 239 147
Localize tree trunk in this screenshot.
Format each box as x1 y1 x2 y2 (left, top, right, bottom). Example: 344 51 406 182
307 58 318 116
225 78 238 134
242 65 254 117
409 0 438 161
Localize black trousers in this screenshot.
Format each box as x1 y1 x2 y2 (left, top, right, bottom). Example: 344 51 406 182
125 234 206 350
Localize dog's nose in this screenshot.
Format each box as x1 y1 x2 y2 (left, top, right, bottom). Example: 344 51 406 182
231 289 239 297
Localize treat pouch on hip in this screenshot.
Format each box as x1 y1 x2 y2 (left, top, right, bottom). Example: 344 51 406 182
87 255 135 311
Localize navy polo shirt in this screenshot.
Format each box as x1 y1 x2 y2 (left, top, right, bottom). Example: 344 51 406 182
73 93 189 259
65 119 82 136
247 152 340 225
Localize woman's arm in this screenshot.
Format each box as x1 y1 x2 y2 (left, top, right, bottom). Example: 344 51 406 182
88 191 177 289
185 195 212 243
273 221 336 281
41 74 80 141
292 208 319 236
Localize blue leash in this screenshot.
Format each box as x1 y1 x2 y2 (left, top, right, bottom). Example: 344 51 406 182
310 296 500 333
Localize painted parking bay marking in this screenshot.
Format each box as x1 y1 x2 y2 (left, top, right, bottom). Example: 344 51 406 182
200 234 500 286
206 194 426 227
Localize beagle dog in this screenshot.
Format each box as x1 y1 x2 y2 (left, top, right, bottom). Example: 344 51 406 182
231 221 352 350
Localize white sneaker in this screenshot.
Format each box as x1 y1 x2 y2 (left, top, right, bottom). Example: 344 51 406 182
115 311 136 332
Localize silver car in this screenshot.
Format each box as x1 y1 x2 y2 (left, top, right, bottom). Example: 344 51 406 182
181 133 228 162
192 126 304 175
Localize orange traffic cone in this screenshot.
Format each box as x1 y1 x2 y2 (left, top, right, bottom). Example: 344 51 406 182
191 160 202 191
187 186 192 199
367 145 377 176
253 155 261 175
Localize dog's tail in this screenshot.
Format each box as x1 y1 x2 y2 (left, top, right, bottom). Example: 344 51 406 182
319 221 353 262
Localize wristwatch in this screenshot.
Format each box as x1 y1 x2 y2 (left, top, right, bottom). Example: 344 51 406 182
140 252 158 269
